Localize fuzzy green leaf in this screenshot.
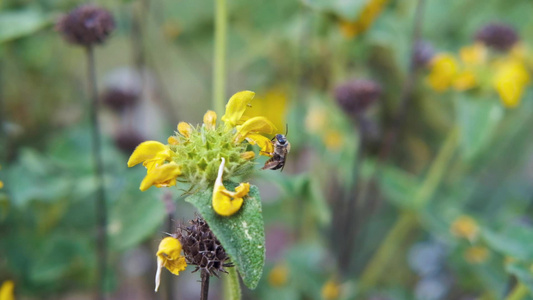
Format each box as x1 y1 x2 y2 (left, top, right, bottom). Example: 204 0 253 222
185 182 265 289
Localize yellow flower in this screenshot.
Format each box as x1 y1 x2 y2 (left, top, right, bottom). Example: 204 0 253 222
323 130 344 151
453 69 477 91
321 279 341 300
0 280 14 300
177 122 192 138
493 59 530 108
221 90 256 128
464 246 489 264
128 141 180 191
450 215 479 242
212 158 250 216
0 181 3 189
242 88 288 133
460 43 487 66
155 237 187 292
268 263 289 287
427 53 459 91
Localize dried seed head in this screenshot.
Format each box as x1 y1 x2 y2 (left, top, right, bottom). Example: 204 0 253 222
334 79 381 115
56 4 115 46
475 22 519 52
102 87 139 111
176 217 233 276
413 40 435 68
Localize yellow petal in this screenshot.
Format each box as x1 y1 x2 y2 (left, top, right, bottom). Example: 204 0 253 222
453 69 477 91
493 60 530 108
128 141 168 167
450 215 479 242
460 43 487 66
203 110 217 130
155 237 187 292
177 122 192 138
140 163 181 191
212 158 248 216
221 91 255 128
235 116 277 143
0 280 14 300
0 180 3 189
245 133 274 156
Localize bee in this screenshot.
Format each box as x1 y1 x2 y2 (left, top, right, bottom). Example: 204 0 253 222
262 126 290 171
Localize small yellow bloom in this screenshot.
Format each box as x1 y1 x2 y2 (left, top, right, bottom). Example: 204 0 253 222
0 280 14 300
323 130 344 151
305 106 327 134
268 263 289 287
453 69 477 91
240 151 255 160
177 122 192 138
155 237 187 292
212 158 250 216
451 215 479 242
140 162 181 191
0 181 3 189
427 53 459 92
203 110 217 130
321 279 341 300
460 43 487 66
127 141 171 170
167 136 179 145
221 91 256 128
464 246 489 264
493 59 530 108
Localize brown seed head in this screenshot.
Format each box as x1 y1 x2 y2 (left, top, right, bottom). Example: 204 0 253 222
475 22 519 52
176 217 233 276
56 4 115 46
334 79 381 115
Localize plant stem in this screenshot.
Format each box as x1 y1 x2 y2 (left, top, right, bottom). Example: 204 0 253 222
86 45 107 300
358 126 459 292
213 0 227 116
506 283 529 300
224 267 242 300
201 270 210 300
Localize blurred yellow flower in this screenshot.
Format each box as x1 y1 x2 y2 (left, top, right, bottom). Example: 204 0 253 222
0 280 14 300
339 0 389 38
268 263 289 287
321 279 341 300
428 54 459 91
305 105 327 134
242 88 288 136
464 246 489 264
451 215 479 242
453 70 477 91
323 130 344 151
212 158 250 216
0 181 3 189
460 43 487 66
155 237 187 292
492 59 530 108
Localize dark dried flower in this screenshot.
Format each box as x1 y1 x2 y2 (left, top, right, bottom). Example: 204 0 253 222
56 4 115 46
475 22 519 52
413 40 435 68
115 130 146 154
102 87 139 111
334 79 381 115
176 217 233 277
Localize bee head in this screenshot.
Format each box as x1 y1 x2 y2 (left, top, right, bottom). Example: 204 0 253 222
275 134 287 144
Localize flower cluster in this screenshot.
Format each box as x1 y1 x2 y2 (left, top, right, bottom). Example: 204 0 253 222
426 23 531 108
128 91 277 216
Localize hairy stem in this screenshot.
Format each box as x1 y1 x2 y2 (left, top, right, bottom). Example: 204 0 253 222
86 45 107 300
201 270 210 300
213 0 227 116
224 267 242 300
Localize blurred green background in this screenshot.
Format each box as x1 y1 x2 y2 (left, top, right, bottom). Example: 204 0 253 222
2 0 533 299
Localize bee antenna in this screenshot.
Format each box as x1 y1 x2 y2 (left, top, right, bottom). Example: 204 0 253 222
285 123 289 136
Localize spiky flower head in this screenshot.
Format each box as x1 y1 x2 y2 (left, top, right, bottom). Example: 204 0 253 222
334 79 381 116
176 216 233 276
56 4 115 46
475 22 519 52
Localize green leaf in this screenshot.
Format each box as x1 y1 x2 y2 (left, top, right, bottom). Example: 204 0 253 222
506 261 533 292
457 96 503 161
185 183 265 289
300 0 369 20
377 165 419 209
0 10 52 43
483 225 533 261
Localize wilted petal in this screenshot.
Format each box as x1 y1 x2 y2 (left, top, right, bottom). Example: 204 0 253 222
212 158 249 216
155 237 187 292
221 91 255 128
127 141 168 167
